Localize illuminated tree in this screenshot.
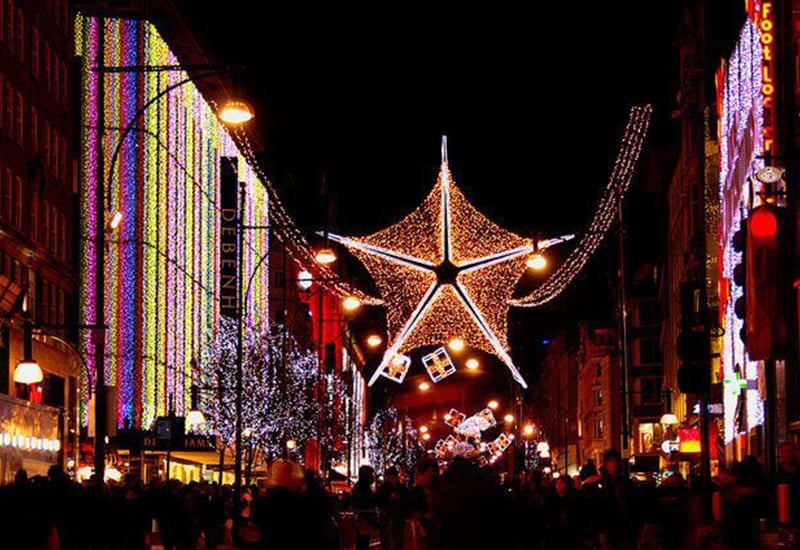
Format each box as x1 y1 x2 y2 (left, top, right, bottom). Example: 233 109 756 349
367 407 423 476
200 318 320 464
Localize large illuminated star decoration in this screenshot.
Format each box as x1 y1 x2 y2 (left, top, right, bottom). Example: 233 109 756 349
328 106 652 388
329 138 573 388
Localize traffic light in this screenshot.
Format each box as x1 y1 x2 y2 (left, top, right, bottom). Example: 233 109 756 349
745 204 788 360
732 218 747 344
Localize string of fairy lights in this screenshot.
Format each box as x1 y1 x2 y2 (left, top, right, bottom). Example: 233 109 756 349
510 104 653 307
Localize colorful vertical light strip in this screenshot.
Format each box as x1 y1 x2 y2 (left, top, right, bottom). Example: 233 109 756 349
76 15 270 429
717 19 765 443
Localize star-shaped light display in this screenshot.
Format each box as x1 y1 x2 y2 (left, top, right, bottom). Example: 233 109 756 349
329 138 573 388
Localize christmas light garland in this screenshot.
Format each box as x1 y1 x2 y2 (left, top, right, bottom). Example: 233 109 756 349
510 104 653 307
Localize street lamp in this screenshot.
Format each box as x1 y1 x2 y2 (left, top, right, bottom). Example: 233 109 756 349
342 296 361 311
465 358 480 370
523 424 535 437
488 400 499 410
315 248 337 265
504 414 515 424
218 100 255 124
14 321 42 384
419 382 431 392
367 334 383 348
526 252 547 271
660 413 679 426
448 338 465 352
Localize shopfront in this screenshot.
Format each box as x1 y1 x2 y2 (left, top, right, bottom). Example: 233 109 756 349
0 394 61 483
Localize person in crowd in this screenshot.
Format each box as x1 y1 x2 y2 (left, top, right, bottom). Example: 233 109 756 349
252 459 307 548
408 459 438 548
430 457 500 549
544 475 579 549
376 466 409 550
352 464 378 550
303 468 338 548
598 448 632 549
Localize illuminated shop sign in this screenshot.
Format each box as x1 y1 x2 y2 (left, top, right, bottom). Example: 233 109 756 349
751 1 777 153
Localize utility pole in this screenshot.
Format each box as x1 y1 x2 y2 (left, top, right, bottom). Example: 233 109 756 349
617 195 631 461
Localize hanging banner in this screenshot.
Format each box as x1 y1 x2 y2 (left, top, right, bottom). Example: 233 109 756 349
219 158 239 318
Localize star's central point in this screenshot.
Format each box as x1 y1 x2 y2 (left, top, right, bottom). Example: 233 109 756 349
434 260 460 286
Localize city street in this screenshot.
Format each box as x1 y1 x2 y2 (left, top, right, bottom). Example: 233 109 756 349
0 0 799 548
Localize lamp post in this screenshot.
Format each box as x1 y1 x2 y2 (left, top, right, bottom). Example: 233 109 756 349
92 46 252 483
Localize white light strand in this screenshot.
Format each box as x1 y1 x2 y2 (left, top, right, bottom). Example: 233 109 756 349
510 105 653 307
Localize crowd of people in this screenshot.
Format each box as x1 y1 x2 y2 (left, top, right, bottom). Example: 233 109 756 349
0 447 798 549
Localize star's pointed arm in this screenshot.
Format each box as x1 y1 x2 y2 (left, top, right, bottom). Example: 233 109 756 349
368 282 441 386
324 232 436 271
452 282 528 388
458 234 576 273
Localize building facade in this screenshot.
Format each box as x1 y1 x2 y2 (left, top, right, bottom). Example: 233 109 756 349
0 0 78 479
535 331 578 475
576 323 620 466
74 13 270 432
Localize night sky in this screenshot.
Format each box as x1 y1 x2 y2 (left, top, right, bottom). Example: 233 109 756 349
182 2 679 235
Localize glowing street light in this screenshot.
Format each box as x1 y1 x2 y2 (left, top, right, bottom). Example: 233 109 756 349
315 248 337 265
14 358 42 385
487 400 499 410
448 337 465 352
465 358 479 370
422 433 431 441
419 425 429 434
342 296 361 311
367 334 383 348
503 414 515 424
526 252 547 271
218 100 255 124
419 381 431 392
523 424 535 437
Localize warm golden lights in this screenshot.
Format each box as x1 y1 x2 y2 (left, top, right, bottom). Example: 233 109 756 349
523 424 535 436
419 382 431 391
526 252 547 271
218 100 255 124
503 414 515 423
419 425 428 434
13 359 43 385
342 296 361 311
487 400 499 410
315 248 338 265
465 358 480 370
448 337 465 353
367 334 383 348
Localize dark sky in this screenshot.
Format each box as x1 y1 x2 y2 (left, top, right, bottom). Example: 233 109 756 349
181 2 680 237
